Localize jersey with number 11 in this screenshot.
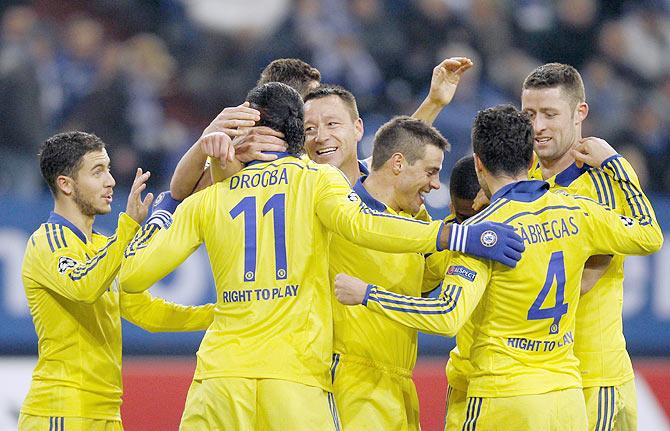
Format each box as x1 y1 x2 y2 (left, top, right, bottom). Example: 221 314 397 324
120 154 443 392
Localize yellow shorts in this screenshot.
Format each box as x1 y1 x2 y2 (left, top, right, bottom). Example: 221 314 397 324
332 354 420 431
444 385 467 431
463 388 586 431
584 379 637 431
179 377 340 431
18 413 123 431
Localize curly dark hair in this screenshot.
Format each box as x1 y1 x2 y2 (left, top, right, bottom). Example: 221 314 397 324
450 155 479 201
257 58 321 98
39 131 105 195
371 116 449 170
246 82 305 156
522 63 585 109
303 84 359 120
472 105 534 176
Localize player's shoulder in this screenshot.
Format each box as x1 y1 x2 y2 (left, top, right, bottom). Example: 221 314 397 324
29 214 89 255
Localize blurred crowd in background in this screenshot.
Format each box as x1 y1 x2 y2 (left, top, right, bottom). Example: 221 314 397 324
1 0 669 200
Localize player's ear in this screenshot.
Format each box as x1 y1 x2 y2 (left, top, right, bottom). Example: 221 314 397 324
575 102 588 124
56 175 75 196
473 153 484 173
390 152 404 175
354 117 364 142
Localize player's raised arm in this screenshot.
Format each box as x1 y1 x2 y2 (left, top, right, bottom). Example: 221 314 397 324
580 196 663 257
120 190 208 293
120 291 214 332
170 102 259 199
335 253 490 336
412 57 473 125
24 169 152 304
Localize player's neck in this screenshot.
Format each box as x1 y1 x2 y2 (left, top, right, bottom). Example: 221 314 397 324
53 199 95 240
540 153 575 180
340 158 361 186
486 172 528 197
362 171 398 212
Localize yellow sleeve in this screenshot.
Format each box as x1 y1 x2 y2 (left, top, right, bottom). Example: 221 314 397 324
120 291 214 332
315 165 443 254
599 155 657 224
364 255 490 336
120 191 207 293
579 196 663 256
422 251 451 293
23 213 139 304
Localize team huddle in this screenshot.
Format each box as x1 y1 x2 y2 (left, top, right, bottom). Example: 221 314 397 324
18 57 663 431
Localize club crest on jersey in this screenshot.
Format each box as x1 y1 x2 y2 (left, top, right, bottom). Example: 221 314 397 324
57 256 79 274
480 230 498 247
619 215 635 227
447 265 477 282
153 192 165 207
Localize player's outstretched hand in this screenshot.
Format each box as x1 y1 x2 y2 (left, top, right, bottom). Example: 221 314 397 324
334 273 368 305
145 191 181 229
446 221 525 267
427 57 474 107
572 137 617 168
126 168 154 224
232 127 288 163
198 132 235 168
202 102 260 138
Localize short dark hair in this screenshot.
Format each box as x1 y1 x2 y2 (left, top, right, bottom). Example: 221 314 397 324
450 155 479 200
371 116 450 170
39 131 105 196
303 84 359 120
522 63 585 109
246 82 305 156
257 58 321 98
472 104 534 177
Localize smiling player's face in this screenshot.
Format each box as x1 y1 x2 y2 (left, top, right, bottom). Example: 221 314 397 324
304 95 362 169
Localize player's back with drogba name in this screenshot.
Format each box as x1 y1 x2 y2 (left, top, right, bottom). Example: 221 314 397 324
121 153 442 393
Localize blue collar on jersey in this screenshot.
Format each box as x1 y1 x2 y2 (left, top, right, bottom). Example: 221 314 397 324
554 162 591 187
246 151 293 167
47 212 90 244
490 180 550 203
353 175 387 212
358 159 370 176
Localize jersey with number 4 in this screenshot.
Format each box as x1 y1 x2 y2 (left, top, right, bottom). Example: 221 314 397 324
529 155 656 387
120 153 444 392
361 180 662 397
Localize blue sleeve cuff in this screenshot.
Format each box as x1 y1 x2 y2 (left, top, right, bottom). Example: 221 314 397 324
436 221 446 252
601 154 621 169
362 284 375 306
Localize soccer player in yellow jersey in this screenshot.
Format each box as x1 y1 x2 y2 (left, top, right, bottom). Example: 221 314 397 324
521 63 648 431
324 114 449 430
334 105 663 431
420 156 483 431
119 83 525 430
19 131 215 431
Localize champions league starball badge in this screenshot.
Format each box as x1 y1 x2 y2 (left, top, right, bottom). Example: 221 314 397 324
480 230 498 247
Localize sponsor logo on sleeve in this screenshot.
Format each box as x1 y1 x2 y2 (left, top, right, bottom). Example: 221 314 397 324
447 265 477 282
57 256 79 274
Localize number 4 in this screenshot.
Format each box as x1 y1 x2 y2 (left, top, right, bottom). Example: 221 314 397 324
527 251 568 335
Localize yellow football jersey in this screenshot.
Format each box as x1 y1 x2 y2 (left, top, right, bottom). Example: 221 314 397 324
21 212 214 420
331 176 431 373
362 179 662 397
529 155 655 387
120 154 444 392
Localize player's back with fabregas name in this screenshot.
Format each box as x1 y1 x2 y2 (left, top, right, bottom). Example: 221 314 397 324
463 181 660 398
